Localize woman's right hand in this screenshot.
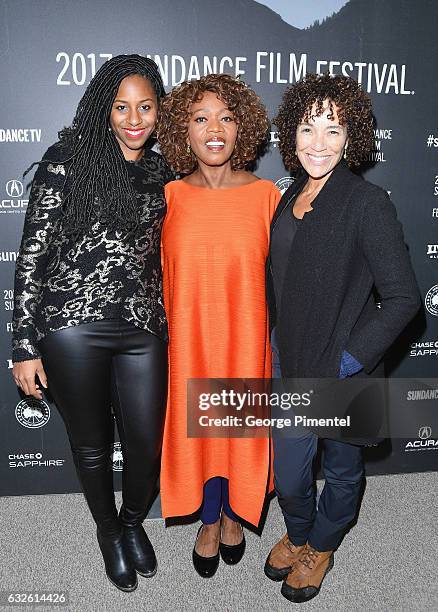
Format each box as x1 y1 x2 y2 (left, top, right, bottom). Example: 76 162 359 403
12 359 48 400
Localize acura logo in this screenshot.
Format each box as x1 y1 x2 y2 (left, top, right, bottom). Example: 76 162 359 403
418 425 432 440
6 179 24 198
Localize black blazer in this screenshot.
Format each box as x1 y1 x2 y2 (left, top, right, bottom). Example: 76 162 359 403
267 160 421 379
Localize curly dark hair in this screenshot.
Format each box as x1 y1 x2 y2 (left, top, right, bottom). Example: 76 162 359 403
157 74 269 173
274 73 374 171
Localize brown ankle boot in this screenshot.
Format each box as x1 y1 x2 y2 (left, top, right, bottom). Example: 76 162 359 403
281 544 334 602
264 534 306 581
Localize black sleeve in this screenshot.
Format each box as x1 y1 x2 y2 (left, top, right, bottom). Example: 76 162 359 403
345 186 421 372
12 148 66 362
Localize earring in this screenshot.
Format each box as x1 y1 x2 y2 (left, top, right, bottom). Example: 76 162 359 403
186 142 191 154
343 147 347 159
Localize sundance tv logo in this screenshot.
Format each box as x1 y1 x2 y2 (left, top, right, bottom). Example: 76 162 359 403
1 179 28 214
406 388 438 401
15 398 51 429
404 426 438 452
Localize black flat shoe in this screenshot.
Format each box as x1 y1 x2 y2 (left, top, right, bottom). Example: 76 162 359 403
96 529 138 592
219 526 246 565
192 526 220 578
122 524 158 578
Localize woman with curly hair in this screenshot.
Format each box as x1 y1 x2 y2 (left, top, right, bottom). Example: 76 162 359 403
12 55 172 592
264 73 420 602
157 73 280 577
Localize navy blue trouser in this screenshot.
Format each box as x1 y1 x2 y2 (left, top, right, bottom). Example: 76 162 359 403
200 477 238 524
271 329 364 551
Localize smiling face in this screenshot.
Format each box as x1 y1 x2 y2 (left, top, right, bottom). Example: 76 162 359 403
109 74 158 160
296 101 348 181
187 91 238 169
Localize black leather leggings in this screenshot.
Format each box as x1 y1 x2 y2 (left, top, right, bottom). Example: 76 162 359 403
39 320 167 536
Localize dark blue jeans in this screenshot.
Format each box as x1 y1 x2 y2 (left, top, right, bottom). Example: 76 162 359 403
271 328 364 551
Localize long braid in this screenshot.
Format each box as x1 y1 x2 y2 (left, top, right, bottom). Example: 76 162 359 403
47 54 165 239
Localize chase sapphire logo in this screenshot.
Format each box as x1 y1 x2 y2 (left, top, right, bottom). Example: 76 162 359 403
15 398 51 429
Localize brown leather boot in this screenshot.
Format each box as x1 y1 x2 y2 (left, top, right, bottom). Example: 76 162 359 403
264 534 306 581
281 544 334 602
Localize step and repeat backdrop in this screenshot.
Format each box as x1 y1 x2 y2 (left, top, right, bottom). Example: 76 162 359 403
1 0 437 500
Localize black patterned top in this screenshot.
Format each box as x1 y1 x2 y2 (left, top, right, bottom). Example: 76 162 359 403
12 143 173 362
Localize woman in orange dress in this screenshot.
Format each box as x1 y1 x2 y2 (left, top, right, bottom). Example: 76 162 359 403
157 74 280 577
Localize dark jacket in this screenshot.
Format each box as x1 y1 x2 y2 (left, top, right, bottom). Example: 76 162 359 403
266 161 421 444
267 160 420 377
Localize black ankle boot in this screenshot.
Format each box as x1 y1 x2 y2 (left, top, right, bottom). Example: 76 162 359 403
119 506 157 577
96 529 138 592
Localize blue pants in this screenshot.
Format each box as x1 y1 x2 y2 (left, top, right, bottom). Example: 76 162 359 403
200 477 238 524
271 329 364 551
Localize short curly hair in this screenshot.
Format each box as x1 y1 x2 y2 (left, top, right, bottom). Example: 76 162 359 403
274 73 374 171
157 74 269 174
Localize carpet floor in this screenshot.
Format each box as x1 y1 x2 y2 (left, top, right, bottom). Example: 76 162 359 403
0 471 436 612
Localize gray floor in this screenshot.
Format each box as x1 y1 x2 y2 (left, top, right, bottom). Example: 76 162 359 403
0 472 437 612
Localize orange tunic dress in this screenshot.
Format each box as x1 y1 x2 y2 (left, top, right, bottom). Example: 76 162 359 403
160 179 281 526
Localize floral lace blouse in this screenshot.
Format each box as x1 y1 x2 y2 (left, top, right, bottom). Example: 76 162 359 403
12 143 173 362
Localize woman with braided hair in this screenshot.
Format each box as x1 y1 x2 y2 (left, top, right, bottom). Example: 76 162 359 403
11 54 173 592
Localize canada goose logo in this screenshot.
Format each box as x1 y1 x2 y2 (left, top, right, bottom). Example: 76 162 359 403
275 176 295 195
418 426 432 440
15 398 51 428
6 180 24 198
425 285 438 316
112 442 123 471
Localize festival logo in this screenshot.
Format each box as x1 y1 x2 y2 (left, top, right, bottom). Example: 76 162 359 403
4 289 14 313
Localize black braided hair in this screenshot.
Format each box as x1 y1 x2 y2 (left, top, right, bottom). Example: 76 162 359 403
32 54 165 239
